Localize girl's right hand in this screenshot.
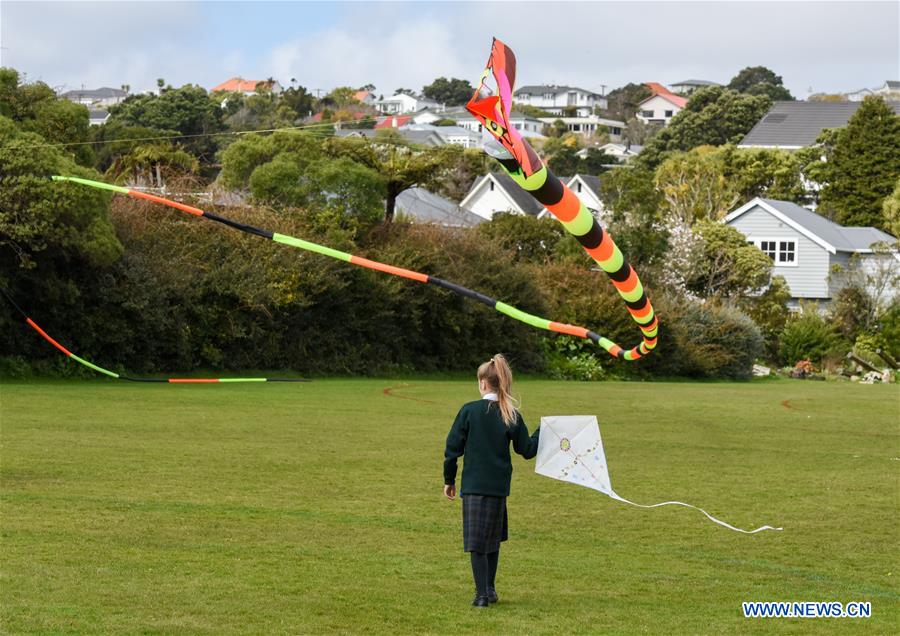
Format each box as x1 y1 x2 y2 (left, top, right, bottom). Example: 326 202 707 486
443 484 456 500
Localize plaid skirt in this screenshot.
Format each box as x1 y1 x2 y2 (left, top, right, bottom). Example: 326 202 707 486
462 494 508 553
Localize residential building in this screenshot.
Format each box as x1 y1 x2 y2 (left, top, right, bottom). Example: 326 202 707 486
635 83 687 126
335 127 444 147
88 109 110 126
405 124 482 149
375 115 413 129
354 89 376 106
454 111 545 139
59 87 128 108
738 101 900 149
669 79 720 95
395 187 485 227
212 77 283 96
514 85 607 117
564 175 606 219
375 92 441 115
725 197 898 305
847 80 900 102
461 172 545 220
590 142 643 162
537 115 625 140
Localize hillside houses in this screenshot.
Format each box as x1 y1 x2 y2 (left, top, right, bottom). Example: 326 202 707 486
636 83 687 126
514 84 607 116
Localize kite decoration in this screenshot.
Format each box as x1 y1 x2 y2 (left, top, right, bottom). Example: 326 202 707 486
466 38 657 361
536 416 783 534
0 288 308 383
24 175 647 384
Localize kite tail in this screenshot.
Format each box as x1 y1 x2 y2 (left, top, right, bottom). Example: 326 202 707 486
608 491 783 534
465 37 657 361
499 161 657 361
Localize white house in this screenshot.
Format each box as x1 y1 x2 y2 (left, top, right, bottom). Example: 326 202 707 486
669 79 720 96
636 83 687 126
405 124 482 149
725 197 898 305
375 92 441 115
88 109 110 126
514 85 607 117
460 172 545 220
60 87 128 108
538 115 625 140
591 142 643 162
847 80 900 102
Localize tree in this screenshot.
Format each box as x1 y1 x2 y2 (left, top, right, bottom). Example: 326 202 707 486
622 116 656 146
883 178 900 238
281 85 315 119
324 136 459 222
107 84 225 163
687 221 773 298
108 143 199 187
602 83 652 121
476 213 567 263
322 86 359 108
421 77 474 106
727 66 794 101
805 97 900 229
636 87 772 170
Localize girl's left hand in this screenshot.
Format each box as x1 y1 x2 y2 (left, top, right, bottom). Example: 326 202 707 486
443 484 456 500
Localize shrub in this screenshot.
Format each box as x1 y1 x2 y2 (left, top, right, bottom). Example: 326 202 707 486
779 308 848 366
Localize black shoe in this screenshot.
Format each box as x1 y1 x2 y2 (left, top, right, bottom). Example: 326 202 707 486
472 594 490 608
487 588 498 604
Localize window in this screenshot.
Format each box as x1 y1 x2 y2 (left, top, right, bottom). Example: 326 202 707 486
489 180 494 191
577 183 583 193
664 110 674 117
753 239 797 265
641 110 654 118
778 241 796 264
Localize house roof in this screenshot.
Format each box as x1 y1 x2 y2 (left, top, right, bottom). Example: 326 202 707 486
640 83 688 108
739 100 900 148
569 174 602 198
884 81 900 90
515 85 602 98
212 77 273 93
60 87 127 99
354 90 372 102
395 187 485 227
375 115 413 129
725 197 897 253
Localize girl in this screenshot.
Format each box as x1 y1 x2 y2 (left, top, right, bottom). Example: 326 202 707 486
443 354 540 607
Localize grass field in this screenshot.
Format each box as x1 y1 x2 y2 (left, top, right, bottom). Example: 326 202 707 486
1 378 898 634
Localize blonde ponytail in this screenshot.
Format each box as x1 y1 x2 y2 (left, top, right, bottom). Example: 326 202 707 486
477 353 518 426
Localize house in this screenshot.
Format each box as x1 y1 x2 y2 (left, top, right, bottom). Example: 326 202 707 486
354 90 376 106
375 115 413 129
539 175 606 221
725 197 898 305
460 172 545 220
591 142 643 162
335 128 444 147
636 83 687 126
395 187 485 227
212 77 283 96
88 109 110 126
513 85 607 117
537 115 625 140
59 87 128 108
669 79 720 96
847 80 900 102
375 92 441 115
404 124 482 149
738 101 900 149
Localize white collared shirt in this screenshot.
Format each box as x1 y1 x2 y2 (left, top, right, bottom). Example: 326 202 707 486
482 392 498 401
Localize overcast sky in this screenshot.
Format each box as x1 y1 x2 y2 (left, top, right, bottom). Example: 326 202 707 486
1 1 898 99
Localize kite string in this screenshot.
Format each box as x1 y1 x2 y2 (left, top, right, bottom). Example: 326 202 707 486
541 419 781 534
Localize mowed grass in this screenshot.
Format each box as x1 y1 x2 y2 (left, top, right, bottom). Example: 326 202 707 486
1 378 898 634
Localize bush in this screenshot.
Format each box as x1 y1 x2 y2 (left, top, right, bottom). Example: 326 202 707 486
779 308 849 366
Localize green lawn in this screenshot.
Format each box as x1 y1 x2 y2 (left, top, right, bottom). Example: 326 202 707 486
1 378 898 634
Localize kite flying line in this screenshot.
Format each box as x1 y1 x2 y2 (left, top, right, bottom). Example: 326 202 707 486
44 174 647 372
0 287 307 383
465 38 657 361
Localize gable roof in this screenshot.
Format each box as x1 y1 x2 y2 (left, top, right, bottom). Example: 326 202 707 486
568 174 602 199
460 173 544 217
395 187 485 227
60 87 127 100
375 115 412 129
670 79 720 88
725 197 897 253
739 100 900 148
640 83 688 108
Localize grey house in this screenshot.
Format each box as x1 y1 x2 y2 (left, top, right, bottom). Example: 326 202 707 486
725 197 898 304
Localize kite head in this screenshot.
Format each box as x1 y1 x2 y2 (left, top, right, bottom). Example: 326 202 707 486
466 38 543 177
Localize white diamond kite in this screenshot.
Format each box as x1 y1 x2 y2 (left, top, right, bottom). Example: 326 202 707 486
535 416 782 534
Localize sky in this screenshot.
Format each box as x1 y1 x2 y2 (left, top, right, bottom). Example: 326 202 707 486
1 0 898 99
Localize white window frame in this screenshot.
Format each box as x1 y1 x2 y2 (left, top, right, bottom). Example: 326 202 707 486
748 237 799 267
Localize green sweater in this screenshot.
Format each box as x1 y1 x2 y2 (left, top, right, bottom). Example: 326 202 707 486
443 399 540 497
